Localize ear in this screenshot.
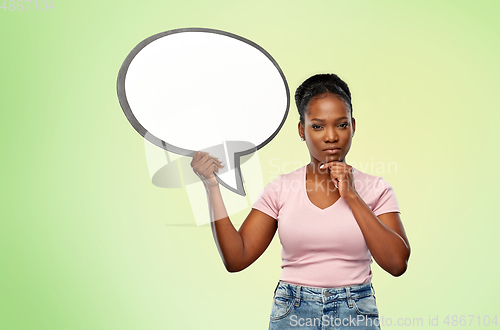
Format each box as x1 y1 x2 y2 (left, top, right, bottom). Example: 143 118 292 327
298 121 304 139
351 117 356 135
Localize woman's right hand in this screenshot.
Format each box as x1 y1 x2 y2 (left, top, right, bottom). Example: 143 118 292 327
190 151 225 188
192 151 277 273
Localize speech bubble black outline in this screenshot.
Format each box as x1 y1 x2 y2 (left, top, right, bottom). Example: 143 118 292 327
117 27 290 196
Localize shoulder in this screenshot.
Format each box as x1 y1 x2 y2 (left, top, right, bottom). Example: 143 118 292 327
263 165 304 194
279 165 304 189
280 165 304 181
352 167 394 195
353 167 400 214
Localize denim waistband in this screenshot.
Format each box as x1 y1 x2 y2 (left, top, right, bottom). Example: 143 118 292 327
274 280 375 304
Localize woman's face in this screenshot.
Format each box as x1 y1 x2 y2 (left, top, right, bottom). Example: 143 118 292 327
298 92 356 165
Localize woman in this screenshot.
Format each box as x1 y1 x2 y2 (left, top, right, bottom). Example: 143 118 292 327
190 73 410 329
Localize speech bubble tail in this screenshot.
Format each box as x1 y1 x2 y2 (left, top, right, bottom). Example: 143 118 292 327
213 141 257 196
214 167 245 196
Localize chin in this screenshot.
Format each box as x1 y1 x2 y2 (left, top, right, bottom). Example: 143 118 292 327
324 155 341 161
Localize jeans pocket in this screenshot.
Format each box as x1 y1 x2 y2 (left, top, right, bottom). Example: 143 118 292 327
270 294 295 321
353 294 379 317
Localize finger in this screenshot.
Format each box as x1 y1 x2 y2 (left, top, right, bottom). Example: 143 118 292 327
192 151 213 168
205 155 224 169
208 159 222 171
323 163 339 173
210 163 221 176
195 153 216 168
320 162 332 170
203 164 218 178
320 160 340 169
192 152 214 174
191 151 205 167
208 155 224 167
200 157 219 174
327 163 349 174
199 152 210 163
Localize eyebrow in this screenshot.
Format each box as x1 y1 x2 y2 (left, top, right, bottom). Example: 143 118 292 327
311 117 348 122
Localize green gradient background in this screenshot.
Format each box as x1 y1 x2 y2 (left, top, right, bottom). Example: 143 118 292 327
1 1 499 329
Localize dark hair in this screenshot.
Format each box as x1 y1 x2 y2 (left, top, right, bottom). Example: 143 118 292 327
295 73 352 124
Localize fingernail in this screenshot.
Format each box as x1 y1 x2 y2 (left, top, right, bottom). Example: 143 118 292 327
320 164 324 169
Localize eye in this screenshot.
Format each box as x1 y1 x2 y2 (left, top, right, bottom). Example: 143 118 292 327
312 125 322 130
338 122 348 128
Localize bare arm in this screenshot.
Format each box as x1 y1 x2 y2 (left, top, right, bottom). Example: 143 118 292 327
191 151 278 272
344 194 410 277
322 162 410 277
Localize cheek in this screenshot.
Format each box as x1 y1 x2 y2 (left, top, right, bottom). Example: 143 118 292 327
343 137 353 149
342 131 353 140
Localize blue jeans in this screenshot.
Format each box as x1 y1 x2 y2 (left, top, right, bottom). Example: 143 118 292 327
268 281 381 329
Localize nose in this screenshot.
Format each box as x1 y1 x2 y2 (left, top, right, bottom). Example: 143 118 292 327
324 126 339 143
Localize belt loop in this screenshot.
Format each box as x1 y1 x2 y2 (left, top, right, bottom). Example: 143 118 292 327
294 285 301 307
345 286 353 308
273 281 280 297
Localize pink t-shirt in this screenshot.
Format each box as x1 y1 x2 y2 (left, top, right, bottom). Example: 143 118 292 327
252 165 401 288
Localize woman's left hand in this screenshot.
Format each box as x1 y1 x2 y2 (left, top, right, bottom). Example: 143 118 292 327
320 161 359 199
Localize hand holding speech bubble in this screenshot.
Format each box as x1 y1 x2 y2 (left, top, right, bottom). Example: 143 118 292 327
117 28 289 196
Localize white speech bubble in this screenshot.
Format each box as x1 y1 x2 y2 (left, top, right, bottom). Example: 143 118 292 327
117 28 289 196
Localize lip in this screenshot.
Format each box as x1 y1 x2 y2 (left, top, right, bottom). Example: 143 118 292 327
323 148 340 154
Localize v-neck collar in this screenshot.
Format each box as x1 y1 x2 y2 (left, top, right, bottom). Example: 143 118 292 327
302 165 345 212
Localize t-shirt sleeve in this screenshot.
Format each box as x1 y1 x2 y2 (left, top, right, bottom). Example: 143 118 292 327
372 177 401 216
252 175 282 220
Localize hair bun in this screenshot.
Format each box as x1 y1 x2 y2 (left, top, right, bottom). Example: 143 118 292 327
295 73 353 123
302 73 350 98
